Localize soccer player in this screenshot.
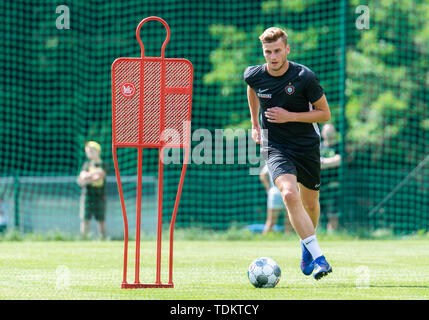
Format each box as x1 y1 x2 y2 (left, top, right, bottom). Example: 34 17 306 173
77 141 107 239
244 27 332 279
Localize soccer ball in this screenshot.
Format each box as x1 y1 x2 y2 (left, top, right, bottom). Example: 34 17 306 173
247 257 281 288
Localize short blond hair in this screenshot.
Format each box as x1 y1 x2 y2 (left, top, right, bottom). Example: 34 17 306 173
85 141 101 153
259 27 288 46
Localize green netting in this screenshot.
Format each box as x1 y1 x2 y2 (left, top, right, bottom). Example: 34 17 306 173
0 0 428 237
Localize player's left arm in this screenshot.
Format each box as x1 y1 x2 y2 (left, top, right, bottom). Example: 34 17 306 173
88 167 106 182
265 94 331 123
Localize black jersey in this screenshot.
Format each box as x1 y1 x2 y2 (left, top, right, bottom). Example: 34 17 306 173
244 61 324 151
80 159 107 199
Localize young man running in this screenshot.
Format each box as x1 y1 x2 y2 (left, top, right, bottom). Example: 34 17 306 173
244 27 332 280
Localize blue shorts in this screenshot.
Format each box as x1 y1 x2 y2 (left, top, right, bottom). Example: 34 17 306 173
267 187 284 210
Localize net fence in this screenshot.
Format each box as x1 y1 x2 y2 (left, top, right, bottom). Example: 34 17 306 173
0 0 428 237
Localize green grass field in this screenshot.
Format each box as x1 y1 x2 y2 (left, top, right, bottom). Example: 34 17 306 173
1 238 429 300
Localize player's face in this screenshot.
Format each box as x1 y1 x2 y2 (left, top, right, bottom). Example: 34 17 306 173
85 146 100 160
262 39 289 72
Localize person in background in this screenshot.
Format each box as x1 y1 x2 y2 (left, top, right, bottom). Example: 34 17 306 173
0 195 9 234
320 123 342 232
77 141 107 239
259 164 293 234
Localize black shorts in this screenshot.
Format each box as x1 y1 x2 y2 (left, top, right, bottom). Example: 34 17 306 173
264 145 321 191
80 191 106 222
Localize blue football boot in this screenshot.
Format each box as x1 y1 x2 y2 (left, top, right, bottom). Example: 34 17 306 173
300 241 315 276
313 255 332 280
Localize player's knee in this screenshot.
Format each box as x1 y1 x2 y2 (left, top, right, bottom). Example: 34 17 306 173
303 201 319 214
280 188 300 205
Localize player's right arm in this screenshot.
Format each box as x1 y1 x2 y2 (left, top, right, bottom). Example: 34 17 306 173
77 170 90 187
77 163 91 187
247 85 261 144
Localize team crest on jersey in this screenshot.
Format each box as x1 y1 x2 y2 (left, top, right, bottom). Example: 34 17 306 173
120 82 136 98
285 83 295 95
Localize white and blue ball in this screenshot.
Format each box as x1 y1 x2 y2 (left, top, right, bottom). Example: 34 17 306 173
247 257 281 288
